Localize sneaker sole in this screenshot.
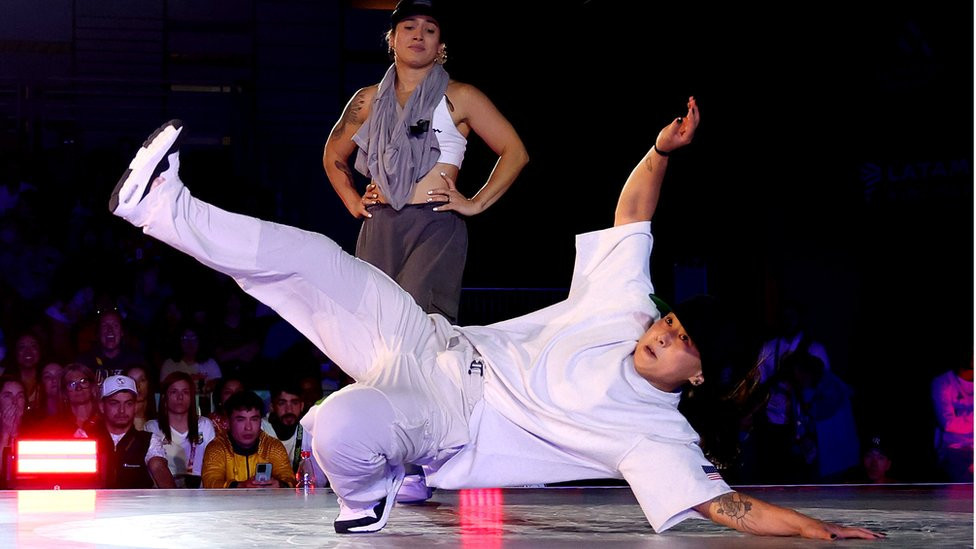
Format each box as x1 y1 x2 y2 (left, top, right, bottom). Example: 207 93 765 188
108 119 183 216
335 471 405 534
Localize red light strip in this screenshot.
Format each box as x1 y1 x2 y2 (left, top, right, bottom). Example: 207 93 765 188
17 440 98 474
459 488 504 548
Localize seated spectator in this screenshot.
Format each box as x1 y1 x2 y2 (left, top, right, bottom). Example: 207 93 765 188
9 332 42 412
756 302 830 383
25 361 63 425
208 376 245 433
159 324 221 396
746 351 858 484
29 363 101 438
201 390 294 489
931 357 974 482
788 352 860 482
744 359 798 484
96 375 175 488
0 375 26 488
858 435 896 484
262 381 306 472
124 365 156 430
0 375 26 450
78 309 146 382
145 372 216 488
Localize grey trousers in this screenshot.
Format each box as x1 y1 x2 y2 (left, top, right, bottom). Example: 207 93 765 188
356 202 467 323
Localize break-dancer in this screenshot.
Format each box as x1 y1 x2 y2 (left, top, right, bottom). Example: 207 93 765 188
109 98 882 539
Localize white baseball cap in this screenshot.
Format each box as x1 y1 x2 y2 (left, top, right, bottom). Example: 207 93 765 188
102 375 137 398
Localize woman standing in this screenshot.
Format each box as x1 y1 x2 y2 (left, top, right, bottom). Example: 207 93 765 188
323 0 528 323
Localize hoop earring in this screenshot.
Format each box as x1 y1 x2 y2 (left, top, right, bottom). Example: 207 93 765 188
436 45 448 65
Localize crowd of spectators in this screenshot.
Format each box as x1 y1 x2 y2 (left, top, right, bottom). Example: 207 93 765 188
0 170 348 488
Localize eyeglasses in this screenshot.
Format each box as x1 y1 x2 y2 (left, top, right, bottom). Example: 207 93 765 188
67 378 92 391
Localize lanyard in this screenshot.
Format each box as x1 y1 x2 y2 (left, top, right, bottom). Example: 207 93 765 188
174 425 202 472
187 440 198 472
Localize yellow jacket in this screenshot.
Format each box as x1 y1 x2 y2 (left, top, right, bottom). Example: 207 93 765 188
202 431 296 488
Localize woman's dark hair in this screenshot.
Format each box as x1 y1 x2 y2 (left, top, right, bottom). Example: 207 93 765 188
679 345 766 477
270 379 304 403
35 362 65 418
7 329 46 376
211 375 245 412
0 374 26 396
157 371 199 443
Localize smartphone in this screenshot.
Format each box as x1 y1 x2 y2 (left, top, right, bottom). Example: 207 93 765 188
255 462 272 483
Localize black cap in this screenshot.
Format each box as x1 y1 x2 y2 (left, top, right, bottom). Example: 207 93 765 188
864 434 890 456
650 293 735 377
391 0 442 27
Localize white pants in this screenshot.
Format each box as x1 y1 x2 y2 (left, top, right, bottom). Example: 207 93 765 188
134 179 474 505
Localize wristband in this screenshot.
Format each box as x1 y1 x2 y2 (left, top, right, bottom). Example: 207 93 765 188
653 144 671 157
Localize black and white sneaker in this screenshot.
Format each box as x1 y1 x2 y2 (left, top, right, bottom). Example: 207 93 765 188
333 467 404 534
109 119 183 219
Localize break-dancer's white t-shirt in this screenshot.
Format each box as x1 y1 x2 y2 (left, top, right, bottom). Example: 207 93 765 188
428 222 733 532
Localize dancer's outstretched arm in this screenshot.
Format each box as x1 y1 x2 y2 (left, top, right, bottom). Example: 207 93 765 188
695 491 885 540
614 97 699 226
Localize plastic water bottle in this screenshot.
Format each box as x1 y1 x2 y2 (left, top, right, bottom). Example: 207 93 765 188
296 450 315 493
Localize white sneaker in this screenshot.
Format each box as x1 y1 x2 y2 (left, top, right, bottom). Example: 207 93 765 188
395 473 433 504
333 466 404 534
109 119 183 221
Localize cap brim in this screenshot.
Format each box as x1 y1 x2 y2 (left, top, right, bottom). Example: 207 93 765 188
392 8 439 26
649 294 673 316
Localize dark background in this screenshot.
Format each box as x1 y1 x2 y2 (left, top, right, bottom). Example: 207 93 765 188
0 0 972 479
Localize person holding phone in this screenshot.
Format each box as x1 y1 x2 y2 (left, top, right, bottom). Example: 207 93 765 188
201 390 295 488
255 462 272 483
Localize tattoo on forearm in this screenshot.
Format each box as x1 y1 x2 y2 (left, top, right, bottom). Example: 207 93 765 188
643 156 654 173
334 160 355 180
714 493 753 524
330 89 369 140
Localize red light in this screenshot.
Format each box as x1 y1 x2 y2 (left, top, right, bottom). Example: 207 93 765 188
459 488 504 548
17 440 98 474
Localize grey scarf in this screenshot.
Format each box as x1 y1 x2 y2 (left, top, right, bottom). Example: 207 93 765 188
353 63 449 210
